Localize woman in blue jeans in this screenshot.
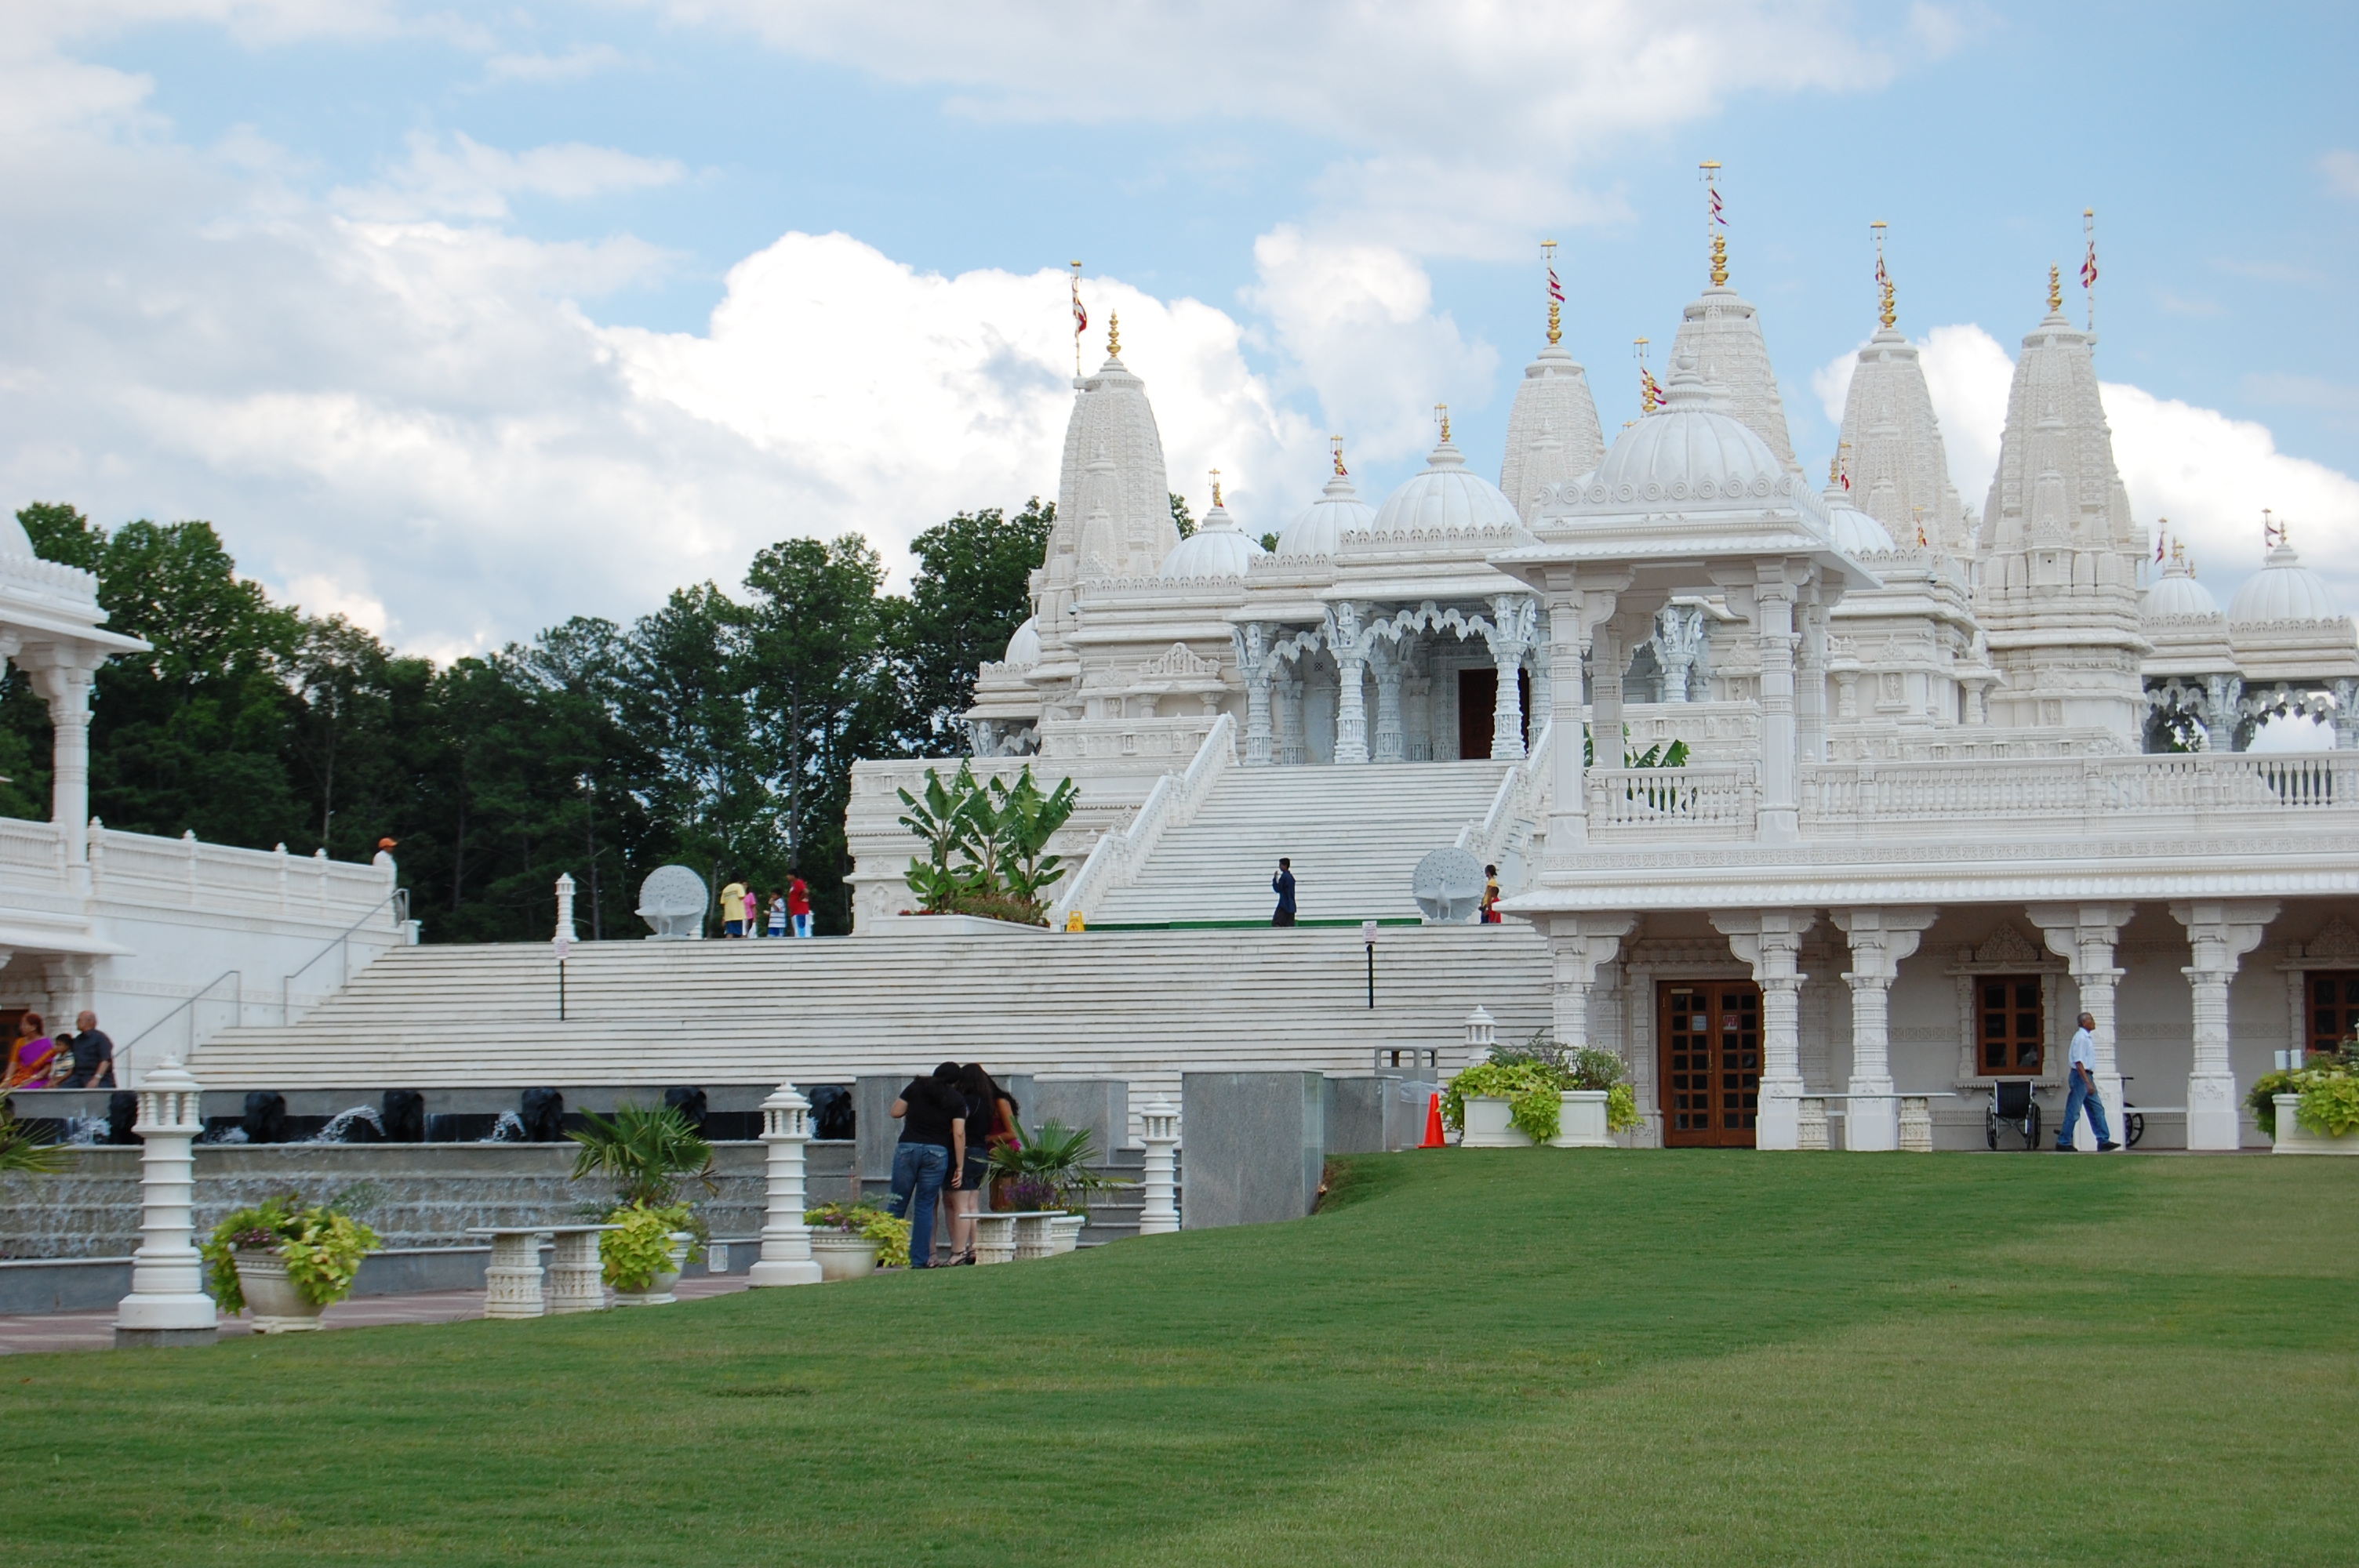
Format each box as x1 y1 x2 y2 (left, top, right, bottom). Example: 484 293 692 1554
887 1062 968 1267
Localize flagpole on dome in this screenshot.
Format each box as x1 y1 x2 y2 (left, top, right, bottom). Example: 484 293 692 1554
1069 260 1087 378
1700 160 1727 287
1543 238 1564 347
2081 208 2099 342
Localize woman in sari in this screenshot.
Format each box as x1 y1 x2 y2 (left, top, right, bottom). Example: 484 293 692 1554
5 1011 58 1089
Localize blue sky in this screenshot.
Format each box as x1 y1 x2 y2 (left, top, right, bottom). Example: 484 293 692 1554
4 2 2354 656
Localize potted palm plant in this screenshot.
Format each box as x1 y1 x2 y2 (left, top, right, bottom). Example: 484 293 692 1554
200 1188 381 1333
569 1103 717 1303
985 1119 1126 1234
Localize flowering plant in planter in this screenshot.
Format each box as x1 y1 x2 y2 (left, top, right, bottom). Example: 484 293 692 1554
200 1189 381 1314
2245 1044 2359 1138
801 1202 912 1269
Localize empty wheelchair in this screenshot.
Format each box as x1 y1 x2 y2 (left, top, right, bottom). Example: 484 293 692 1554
1986 1079 2042 1151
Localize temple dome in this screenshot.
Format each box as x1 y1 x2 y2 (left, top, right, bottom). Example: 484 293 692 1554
0 514 32 559
1159 499 1265 579
2143 559 2221 619
1822 485 1896 554
1369 434 1521 534
1587 353 1790 506
2229 542 2340 623
1277 470 1376 556
1002 615 1041 668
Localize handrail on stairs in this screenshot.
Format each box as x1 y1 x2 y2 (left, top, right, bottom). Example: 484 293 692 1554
1052 714 1236 925
1455 720 1553 872
117 969 241 1089
280 886 414 1024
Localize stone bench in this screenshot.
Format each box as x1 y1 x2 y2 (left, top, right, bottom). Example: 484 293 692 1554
465 1225 615 1317
969 1211 1063 1265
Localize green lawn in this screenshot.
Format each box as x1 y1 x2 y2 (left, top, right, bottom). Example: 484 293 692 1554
8 1152 2355 1566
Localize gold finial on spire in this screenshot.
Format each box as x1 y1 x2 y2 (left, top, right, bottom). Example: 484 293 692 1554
1701 161 1728 286
1434 403 1452 443
1330 434 1347 477
1871 221 1895 330
1634 337 1663 413
1209 467 1222 509
1107 310 1121 359
2047 265 2062 314
1543 238 1564 347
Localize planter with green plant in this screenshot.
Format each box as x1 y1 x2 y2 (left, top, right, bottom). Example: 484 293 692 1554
801 1202 911 1277
200 1189 382 1332
601 1202 698 1304
1445 1036 1645 1148
2249 1047 2359 1155
570 1102 718 1301
985 1120 1128 1218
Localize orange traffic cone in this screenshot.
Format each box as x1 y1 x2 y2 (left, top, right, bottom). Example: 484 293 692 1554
1420 1092 1446 1149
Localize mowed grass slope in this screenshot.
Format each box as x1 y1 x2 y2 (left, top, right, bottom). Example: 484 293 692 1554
7 1152 2355 1566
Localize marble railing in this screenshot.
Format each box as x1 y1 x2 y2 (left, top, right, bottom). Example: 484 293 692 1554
1052 713 1236 924
1801 751 2359 837
1458 722 1554 869
1589 762 1758 839
0 816 394 920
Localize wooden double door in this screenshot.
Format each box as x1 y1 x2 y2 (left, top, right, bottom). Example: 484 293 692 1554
1659 982 1763 1147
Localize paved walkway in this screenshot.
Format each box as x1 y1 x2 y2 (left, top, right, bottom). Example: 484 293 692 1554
0 1275 751 1355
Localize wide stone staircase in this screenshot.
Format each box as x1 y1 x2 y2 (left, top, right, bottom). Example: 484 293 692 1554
1089 760 1513 925
187 923 1551 1093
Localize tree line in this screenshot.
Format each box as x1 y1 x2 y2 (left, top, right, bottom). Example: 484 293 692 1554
2 500 1052 939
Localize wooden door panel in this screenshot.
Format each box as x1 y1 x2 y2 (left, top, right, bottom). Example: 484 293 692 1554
1659 981 1761 1147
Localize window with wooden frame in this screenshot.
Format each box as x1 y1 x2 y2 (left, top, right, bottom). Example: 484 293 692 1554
2306 972 2359 1057
1978 976 2043 1075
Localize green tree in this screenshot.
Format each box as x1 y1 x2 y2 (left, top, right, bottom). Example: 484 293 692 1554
877 499 1052 757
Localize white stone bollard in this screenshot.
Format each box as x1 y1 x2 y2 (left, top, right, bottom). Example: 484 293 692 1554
1463 1005 1497 1069
113 1055 220 1347
1136 1098 1180 1236
748 1083 823 1287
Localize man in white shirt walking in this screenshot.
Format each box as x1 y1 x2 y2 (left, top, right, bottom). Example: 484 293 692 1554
2055 1011 2121 1152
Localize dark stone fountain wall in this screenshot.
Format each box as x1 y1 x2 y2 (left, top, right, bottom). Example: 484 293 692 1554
0 1142 857 1261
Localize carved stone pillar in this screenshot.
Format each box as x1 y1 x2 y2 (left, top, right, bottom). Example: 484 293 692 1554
1590 623 1625 768
1335 653 1369 764
2028 903 2137 1150
1325 603 1372 765
1542 583 1602 858
1276 676 1306 766
1712 909 1812 1149
1136 1098 1180 1235
2169 899 2280 1150
1752 569 1801 843
1797 585 1829 765
1485 593 1535 761
1236 623 1274 766
1831 908 1939 1152
1548 914 1637 1058
20 646 101 892
1370 644 1405 764
1652 604 1705 703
